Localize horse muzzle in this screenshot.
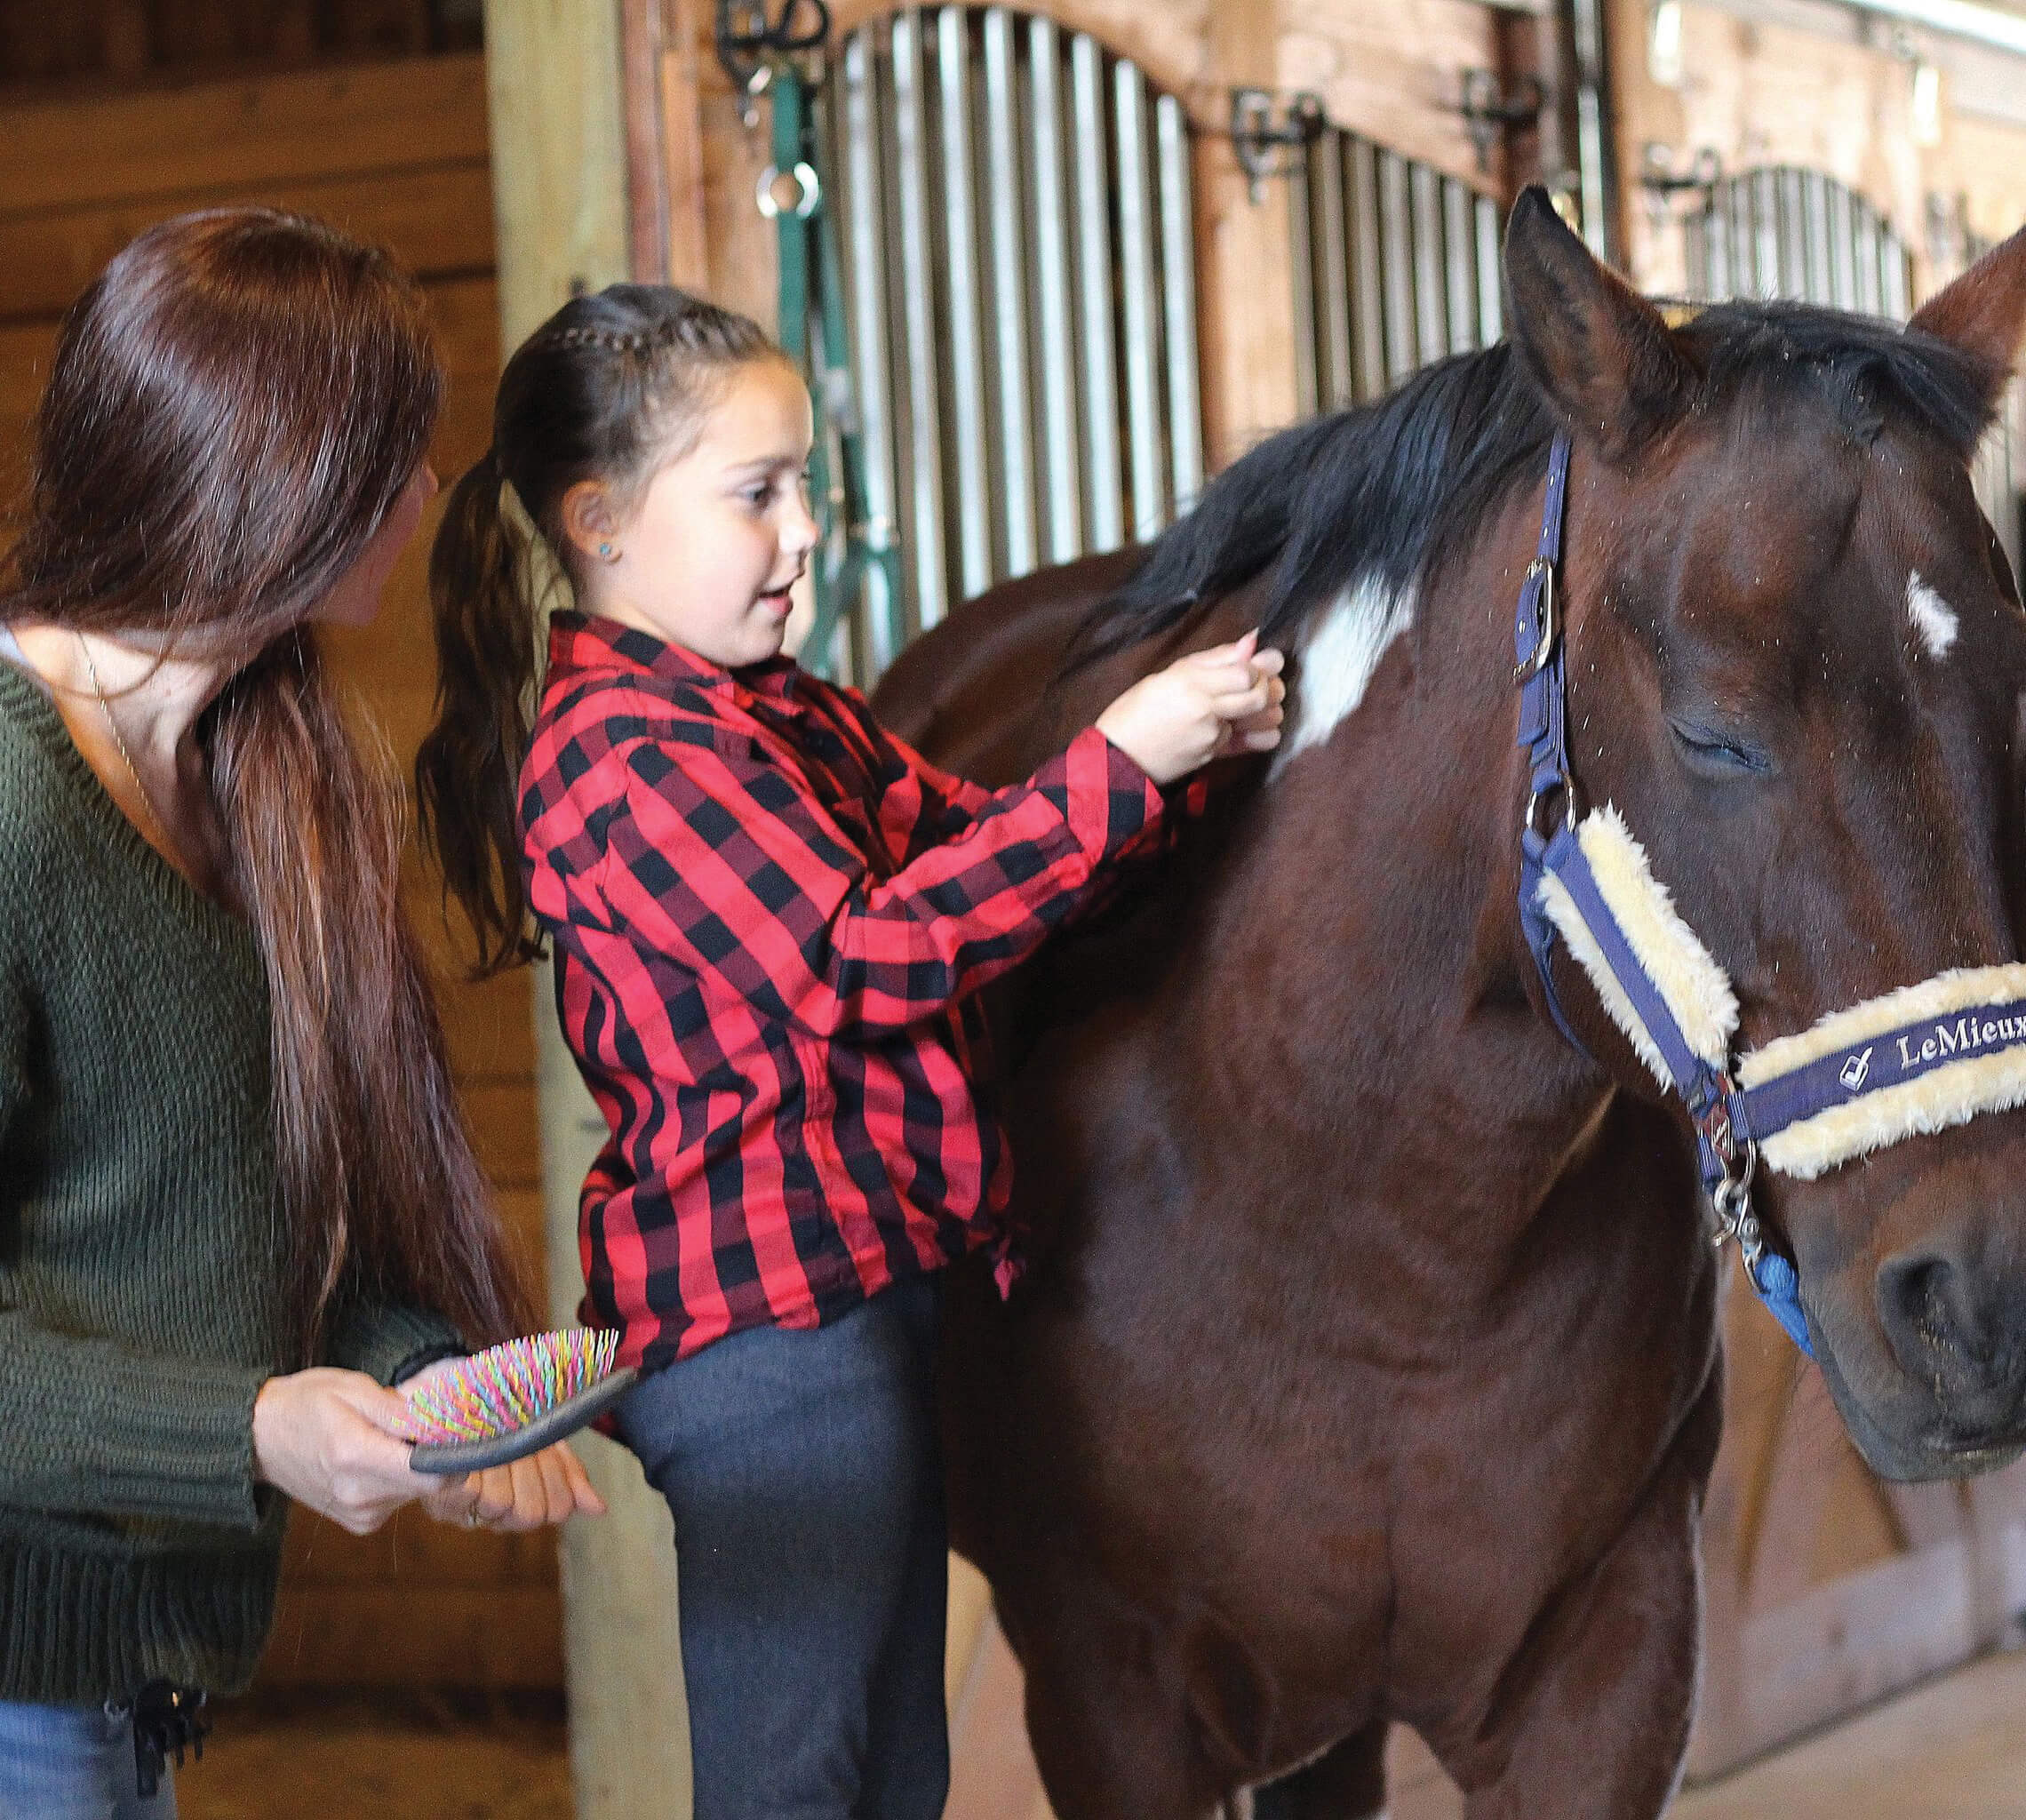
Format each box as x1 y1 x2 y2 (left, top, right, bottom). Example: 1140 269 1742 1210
1806 1176 2026 1480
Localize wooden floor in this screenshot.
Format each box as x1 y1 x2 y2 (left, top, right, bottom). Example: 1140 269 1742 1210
1385 1644 2026 1820
179 1648 2026 1820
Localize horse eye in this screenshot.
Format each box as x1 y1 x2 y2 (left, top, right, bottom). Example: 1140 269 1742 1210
1669 719 1771 776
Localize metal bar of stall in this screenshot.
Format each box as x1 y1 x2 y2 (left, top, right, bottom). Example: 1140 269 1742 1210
1351 137 1388 403
890 8 949 628
1475 192 1503 346
1115 59 1165 543
1801 169 1832 305
1855 197 1882 315
1071 31 1124 552
937 7 993 602
982 6 1037 579
1410 160 1447 369
1704 189 1732 299
842 27 903 673
1776 167 1807 297
1752 169 1780 299
1443 177 1478 355
1028 15 1082 563
1882 229 1910 319
1379 149 1416 386
1289 130 1320 419
1728 176 1756 301
1312 129 1353 407
1829 183 1858 311
1156 92 1203 512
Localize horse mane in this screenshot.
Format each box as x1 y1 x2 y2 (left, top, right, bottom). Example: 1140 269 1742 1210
1083 299 2000 659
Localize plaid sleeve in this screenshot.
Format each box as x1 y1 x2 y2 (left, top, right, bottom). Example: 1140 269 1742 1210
867 722 997 858
597 722 1164 1034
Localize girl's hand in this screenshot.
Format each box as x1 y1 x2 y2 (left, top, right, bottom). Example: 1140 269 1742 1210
420 1442 608 1533
251 1367 445 1537
1093 630 1287 785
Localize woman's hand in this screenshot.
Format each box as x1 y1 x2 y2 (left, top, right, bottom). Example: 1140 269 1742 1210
1094 630 1287 785
396 1353 609 1533
419 1444 608 1533
251 1367 446 1537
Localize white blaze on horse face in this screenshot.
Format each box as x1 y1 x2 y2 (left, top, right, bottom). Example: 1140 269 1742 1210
1272 571 1416 776
1907 570 1959 659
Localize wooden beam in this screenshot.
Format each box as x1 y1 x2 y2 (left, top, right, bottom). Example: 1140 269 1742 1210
0 52 488 213
0 162 493 323
1197 0 1301 471
620 0 671 280
479 5 690 1815
660 0 711 288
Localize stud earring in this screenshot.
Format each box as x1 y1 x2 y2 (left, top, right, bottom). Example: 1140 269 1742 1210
598 542 616 561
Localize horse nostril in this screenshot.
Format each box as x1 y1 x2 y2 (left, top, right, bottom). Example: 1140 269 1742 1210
1878 1255 1974 1371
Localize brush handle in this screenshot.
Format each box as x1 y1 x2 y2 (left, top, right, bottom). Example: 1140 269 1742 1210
409 1366 640 1474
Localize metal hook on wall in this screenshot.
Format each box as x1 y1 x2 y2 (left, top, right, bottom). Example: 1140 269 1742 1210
1638 141 1721 231
1227 88 1325 204
1457 69 1545 176
716 0 833 121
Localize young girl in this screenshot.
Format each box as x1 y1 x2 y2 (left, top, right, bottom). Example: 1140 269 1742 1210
418 284 1282 1817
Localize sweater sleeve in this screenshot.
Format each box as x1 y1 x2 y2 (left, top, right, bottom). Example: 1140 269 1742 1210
322 1299 466 1386
0 998 270 1530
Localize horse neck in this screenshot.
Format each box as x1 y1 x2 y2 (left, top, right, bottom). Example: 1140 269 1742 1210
1221 493 1617 1246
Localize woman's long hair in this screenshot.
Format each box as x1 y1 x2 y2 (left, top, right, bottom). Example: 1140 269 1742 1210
2 208 530 1361
416 285 774 976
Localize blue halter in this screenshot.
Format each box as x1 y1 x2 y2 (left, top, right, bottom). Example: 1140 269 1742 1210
1512 433 1814 1352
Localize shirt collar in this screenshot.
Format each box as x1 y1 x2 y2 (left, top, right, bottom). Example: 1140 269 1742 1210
546 610 805 712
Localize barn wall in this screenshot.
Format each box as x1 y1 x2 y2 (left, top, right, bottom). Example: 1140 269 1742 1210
0 48 560 1690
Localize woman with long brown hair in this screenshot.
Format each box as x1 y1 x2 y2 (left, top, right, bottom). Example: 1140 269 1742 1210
0 209 600 1818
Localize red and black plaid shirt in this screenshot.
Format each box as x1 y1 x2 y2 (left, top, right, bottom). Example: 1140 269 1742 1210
520 611 1173 1369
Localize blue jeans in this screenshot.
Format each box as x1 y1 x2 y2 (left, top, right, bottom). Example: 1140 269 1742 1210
616 1276 949 1820
0 1701 175 1820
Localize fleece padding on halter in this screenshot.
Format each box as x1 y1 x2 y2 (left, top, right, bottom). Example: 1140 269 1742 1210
1736 965 2026 1179
1534 815 2026 1183
1534 804 1738 1086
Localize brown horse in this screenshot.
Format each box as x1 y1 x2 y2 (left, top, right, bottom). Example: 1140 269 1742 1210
872 191 2026 1817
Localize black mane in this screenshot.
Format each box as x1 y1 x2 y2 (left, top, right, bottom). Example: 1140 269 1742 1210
1089 299 1998 656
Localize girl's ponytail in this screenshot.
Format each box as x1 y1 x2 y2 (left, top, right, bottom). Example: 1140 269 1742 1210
416 283 775 976
416 450 554 977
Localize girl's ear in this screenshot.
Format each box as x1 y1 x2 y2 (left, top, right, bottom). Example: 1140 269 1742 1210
559 478 620 567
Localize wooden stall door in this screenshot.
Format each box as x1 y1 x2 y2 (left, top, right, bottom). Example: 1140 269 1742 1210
0 52 558 1691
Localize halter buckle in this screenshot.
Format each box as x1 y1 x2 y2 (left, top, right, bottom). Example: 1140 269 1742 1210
1511 559 1559 686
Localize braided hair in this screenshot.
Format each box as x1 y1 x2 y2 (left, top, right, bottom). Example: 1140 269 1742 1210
417 284 778 974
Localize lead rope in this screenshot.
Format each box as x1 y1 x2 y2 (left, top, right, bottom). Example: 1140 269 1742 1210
764 59 903 682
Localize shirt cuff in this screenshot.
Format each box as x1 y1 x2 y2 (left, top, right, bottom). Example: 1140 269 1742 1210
1032 724 1167 866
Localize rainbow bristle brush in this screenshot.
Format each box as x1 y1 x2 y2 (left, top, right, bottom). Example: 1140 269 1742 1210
399 1329 637 1473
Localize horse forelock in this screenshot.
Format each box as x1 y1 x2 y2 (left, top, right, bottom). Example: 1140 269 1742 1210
1679 299 1999 459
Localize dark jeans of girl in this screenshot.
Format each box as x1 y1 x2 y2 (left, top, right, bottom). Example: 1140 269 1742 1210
616 1274 949 1820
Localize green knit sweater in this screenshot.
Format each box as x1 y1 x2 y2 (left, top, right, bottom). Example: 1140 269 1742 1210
0 660 460 1706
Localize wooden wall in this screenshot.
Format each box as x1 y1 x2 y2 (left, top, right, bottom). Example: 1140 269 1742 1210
0 49 560 1690
0 0 479 90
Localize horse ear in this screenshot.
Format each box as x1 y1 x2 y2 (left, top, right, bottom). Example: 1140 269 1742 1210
1502 186 1687 461
1909 222 2026 401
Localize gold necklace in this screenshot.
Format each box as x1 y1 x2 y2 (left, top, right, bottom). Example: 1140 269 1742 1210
76 631 177 857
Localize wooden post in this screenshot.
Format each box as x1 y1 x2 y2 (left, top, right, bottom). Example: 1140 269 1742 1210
1197 0 1300 473
481 4 693 1815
